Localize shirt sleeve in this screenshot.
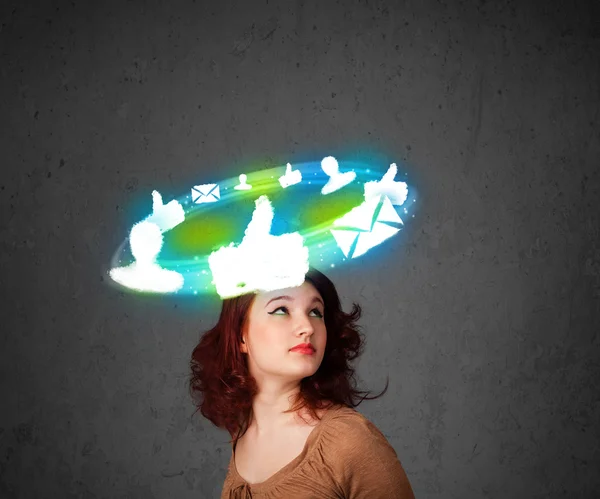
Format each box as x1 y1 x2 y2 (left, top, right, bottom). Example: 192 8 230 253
332 416 416 499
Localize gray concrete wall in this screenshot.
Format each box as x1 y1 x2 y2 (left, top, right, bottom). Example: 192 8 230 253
1 0 599 497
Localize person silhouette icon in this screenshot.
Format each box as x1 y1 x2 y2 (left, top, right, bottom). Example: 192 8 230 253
320 156 356 195
234 173 252 190
109 221 184 293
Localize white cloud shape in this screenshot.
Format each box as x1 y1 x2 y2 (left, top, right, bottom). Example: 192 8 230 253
208 195 309 299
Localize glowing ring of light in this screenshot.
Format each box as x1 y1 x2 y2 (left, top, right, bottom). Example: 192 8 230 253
107 158 418 296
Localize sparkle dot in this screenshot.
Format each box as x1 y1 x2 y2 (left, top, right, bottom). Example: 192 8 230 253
330 264 335 268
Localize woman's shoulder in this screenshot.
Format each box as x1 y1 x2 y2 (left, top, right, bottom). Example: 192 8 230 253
318 404 398 455
309 405 415 498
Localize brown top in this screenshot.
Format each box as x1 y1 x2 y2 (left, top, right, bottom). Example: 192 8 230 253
221 404 416 498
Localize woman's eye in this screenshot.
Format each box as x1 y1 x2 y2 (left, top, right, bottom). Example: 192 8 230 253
269 307 324 318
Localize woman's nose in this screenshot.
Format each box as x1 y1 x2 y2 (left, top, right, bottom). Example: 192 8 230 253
293 316 315 335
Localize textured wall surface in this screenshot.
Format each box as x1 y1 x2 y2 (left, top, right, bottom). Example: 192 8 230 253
1 0 599 498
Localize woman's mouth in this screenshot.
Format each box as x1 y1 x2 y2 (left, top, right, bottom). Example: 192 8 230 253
290 346 316 355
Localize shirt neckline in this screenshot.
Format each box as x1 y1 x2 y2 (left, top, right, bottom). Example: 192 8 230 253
230 403 347 492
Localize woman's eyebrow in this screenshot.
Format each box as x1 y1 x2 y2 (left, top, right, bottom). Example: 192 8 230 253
265 295 324 308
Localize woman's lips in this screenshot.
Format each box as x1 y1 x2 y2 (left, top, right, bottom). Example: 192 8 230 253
290 346 315 354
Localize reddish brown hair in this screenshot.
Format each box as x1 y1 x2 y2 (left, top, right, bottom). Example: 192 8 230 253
188 267 389 444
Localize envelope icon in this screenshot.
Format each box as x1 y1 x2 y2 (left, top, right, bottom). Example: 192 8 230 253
192 184 220 204
330 195 403 259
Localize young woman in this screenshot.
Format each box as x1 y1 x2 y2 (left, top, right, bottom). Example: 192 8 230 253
189 267 416 498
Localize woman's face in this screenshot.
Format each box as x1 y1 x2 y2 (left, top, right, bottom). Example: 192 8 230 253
240 281 327 384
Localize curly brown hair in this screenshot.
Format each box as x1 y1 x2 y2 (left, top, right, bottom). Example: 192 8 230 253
188 267 389 445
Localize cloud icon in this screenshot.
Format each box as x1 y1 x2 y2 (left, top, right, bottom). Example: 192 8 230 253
109 221 184 293
208 195 309 299
279 163 302 188
363 163 408 206
145 190 185 232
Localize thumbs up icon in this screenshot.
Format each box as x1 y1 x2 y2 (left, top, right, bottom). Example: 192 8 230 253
278 163 302 189
363 164 408 206
208 195 309 298
145 190 185 232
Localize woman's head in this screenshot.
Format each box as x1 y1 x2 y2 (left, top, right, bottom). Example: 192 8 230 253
240 279 327 390
189 267 388 443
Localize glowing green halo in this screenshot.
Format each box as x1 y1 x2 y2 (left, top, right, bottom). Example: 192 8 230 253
107 158 418 297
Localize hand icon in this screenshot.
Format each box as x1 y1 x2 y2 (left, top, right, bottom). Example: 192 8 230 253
152 190 164 213
242 195 274 243
278 163 302 188
363 163 408 206
208 195 309 298
146 189 185 232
